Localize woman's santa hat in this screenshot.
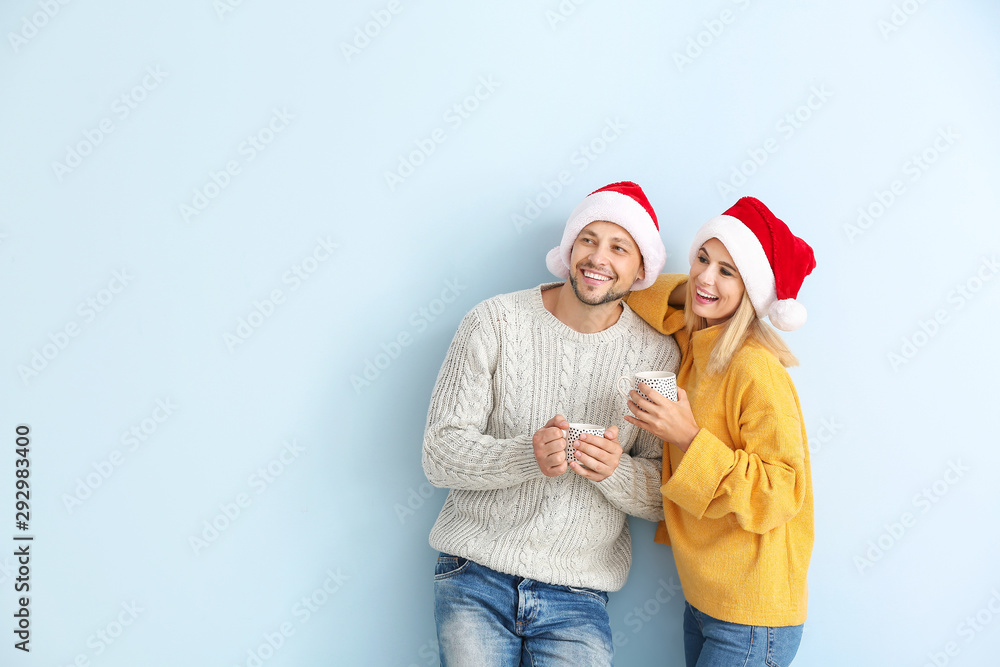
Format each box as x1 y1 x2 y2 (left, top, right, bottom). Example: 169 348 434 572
546 181 666 291
689 197 816 331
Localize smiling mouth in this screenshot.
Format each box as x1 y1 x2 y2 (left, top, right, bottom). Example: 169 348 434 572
695 287 719 304
582 270 611 283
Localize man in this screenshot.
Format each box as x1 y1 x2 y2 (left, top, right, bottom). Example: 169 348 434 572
423 181 681 666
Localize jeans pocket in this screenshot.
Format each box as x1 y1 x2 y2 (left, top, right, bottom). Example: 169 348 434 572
566 585 609 606
685 600 706 633
764 624 804 667
434 553 470 580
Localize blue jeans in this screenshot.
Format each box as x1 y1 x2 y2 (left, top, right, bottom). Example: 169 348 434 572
683 601 803 667
434 553 614 666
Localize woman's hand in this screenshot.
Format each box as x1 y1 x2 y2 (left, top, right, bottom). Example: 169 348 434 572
624 384 700 452
569 425 622 482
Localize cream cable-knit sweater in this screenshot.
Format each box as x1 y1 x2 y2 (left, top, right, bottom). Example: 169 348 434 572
423 283 680 592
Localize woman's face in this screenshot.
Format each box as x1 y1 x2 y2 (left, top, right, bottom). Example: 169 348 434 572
689 237 746 326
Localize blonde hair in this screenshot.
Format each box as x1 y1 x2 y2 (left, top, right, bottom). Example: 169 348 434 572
684 287 798 375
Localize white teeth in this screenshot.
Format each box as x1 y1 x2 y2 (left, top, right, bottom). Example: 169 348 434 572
696 288 718 300
583 271 610 281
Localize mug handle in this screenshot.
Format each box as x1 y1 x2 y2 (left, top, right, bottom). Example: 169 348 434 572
616 376 633 399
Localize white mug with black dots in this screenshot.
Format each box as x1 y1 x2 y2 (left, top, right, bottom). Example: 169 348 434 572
562 423 607 464
617 371 678 404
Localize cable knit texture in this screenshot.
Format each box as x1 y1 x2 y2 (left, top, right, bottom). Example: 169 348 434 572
423 283 680 592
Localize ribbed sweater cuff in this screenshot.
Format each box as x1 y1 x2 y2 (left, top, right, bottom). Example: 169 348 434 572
661 428 732 518
508 436 545 481
594 453 634 496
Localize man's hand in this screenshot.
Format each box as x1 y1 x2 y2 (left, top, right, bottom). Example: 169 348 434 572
569 425 622 482
532 415 570 477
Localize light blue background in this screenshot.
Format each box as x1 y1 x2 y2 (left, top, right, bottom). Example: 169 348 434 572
2 1 999 665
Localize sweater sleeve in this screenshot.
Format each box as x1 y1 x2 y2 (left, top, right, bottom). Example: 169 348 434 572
589 426 664 522
422 307 544 491
625 273 689 336
661 358 807 535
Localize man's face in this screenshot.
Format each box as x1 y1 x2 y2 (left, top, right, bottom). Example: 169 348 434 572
567 220 645 307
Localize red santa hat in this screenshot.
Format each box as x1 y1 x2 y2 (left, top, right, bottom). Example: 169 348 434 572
546 181 666 291
688 197 816 331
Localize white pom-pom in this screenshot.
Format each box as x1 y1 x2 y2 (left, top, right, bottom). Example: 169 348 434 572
545 246 569 279
768 299 807 331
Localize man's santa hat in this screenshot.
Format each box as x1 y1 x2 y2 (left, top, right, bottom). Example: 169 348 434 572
546 181 666 291
689 197 816 331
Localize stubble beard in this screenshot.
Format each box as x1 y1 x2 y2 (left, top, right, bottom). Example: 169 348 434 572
568 272 631 306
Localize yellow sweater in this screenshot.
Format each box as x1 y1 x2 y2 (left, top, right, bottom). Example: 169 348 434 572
626 274 813 627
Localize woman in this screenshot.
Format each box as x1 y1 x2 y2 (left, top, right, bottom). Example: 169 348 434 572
624 197 816 667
